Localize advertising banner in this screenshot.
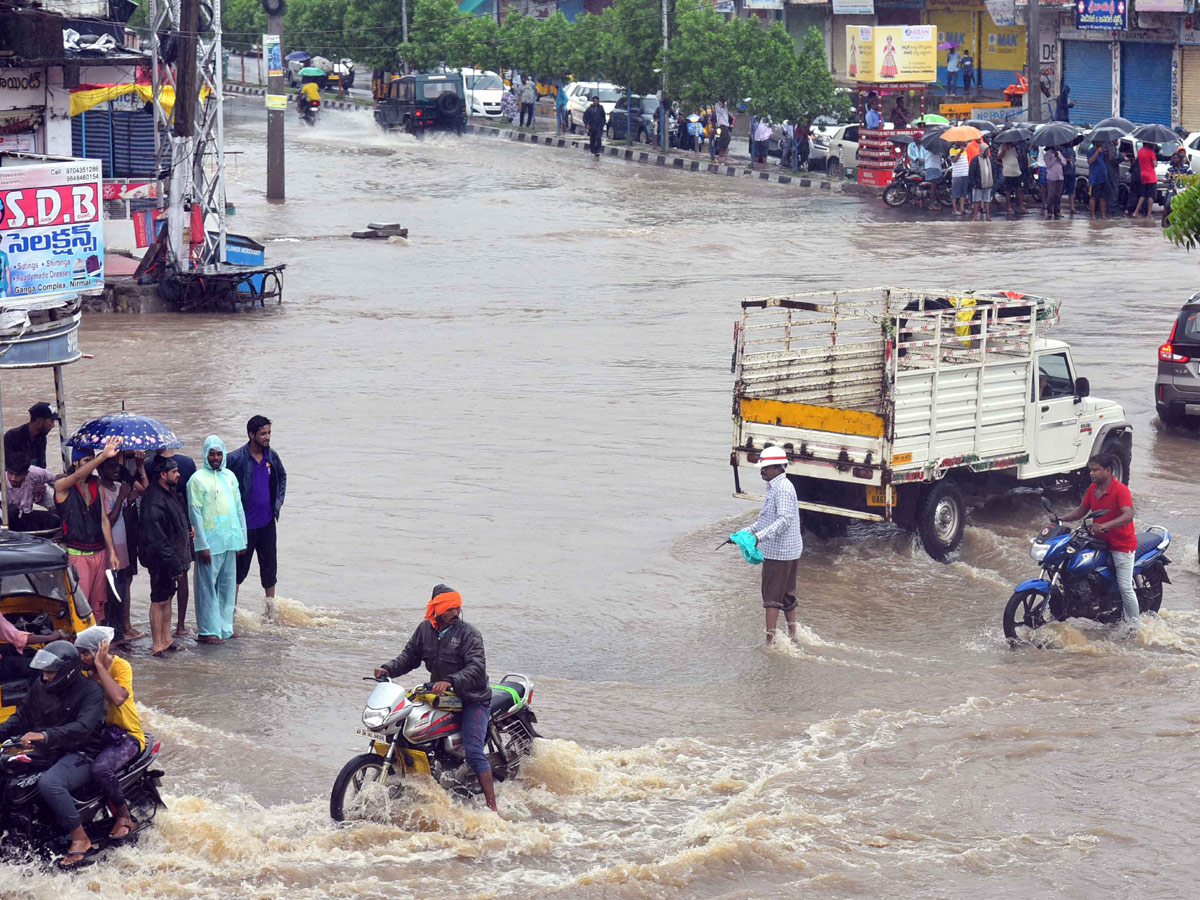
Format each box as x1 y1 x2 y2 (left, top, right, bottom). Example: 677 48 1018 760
743 0 783 8
266 93 288 110
834 0 875 13
852 25 938 81
984 0 1016 25
263 33 282 78
1138 0 1188 11
0 159 104 300
1075 0 1126 31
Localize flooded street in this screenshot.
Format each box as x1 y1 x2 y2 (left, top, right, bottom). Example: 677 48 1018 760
4 99 1200 898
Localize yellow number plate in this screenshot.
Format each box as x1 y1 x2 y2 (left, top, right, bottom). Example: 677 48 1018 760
866 486 889 507
891 451 914 466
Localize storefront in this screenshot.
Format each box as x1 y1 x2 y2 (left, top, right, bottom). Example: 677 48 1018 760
1060 38 1113 124
1120 41 1174 125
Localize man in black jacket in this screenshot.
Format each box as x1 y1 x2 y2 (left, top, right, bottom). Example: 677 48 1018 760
0 641 106 869
583 95 606 158
139 456 190 656
374 584 497 812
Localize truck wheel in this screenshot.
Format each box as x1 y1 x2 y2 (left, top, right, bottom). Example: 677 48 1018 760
1100 436 1131 485
916 479 965 560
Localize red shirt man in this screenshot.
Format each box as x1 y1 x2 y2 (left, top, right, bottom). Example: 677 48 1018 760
1081 476 1137 552
1137 144 1158 185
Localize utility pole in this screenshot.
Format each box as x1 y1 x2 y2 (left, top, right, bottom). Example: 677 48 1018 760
1027 0 1041 122
661 0 668 151
169 0 199 267
402 0 408 42
266 11 285 200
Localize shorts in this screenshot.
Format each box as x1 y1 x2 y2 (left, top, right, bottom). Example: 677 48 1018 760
761 557 799 611
951 176 970 199
149 565 180 604
924 168 942 183
1090 182 1108 198
972 187 993 203
1140 181 1157 200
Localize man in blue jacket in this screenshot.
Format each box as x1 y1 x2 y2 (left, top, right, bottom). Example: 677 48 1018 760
226 415 286 600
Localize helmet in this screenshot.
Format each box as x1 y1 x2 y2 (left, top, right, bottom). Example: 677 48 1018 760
29 640 83 693
756 446 789 469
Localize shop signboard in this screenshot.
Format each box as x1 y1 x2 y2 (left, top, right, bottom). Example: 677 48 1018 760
743 0 783 8
0 159 104 299
1075 0 1126 31
263 33 282 78
1137 0 1188 11
849 24 937 81
833 0 875 14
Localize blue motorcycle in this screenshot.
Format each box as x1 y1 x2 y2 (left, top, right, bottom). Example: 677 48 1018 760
1003 496 1173 644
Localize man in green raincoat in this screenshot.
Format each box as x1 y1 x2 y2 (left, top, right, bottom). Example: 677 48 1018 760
186 436 247 643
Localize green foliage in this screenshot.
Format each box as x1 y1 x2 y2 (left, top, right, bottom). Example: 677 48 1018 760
399 0 470 70
220 0 266 52
594 0 662 95
667 4 738 109
1165 174 1200 249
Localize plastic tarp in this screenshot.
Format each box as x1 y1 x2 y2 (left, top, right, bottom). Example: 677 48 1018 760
69 84 211 117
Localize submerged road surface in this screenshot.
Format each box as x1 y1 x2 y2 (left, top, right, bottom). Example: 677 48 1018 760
3 100 1199 899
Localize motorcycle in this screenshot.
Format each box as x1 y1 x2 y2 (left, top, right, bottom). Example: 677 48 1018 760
296 94 319 127
0 735 166 862
1002 496 1172 644
329 674 539 821
883 159 953 210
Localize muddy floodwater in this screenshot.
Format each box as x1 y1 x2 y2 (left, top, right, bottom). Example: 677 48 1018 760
2 100 1199 899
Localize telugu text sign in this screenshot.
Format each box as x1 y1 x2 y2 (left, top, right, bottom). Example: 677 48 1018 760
0 160 104 300
1075 0 1126 31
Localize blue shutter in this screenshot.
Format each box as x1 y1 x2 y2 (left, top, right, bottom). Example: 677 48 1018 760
1062 40 1112 126
71 108 156 178
1121 42 1173 126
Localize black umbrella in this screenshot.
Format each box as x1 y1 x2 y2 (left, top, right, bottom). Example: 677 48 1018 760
964 119 998 134
1095 116 1135 132
888 133 917 145
920 127 949 155
1030 122 1079 147
1089 125 1128 144
1131 122 1179 144
991 128 1027 145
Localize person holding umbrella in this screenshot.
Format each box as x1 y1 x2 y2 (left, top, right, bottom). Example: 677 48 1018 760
1088 140 1110 219
54 437 123 627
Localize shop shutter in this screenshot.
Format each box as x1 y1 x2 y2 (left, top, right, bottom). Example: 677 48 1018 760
980 18 1024 87
1120 42 1173 126
1061 40 1112 126
71 108 157 178
1181 46 1200 132
832 15 874 77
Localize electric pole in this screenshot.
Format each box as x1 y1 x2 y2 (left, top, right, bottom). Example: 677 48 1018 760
267 10 285 200
1027 0 1041 122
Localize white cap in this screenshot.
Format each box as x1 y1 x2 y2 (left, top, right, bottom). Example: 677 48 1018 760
756 446 788 469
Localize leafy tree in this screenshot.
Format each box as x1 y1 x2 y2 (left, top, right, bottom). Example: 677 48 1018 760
288 0 351 60
344 0 406 70
668 4 740 111
594 0 661 95
498 12 540 78
790 26 851 129
1165 175 1200 248
532 11 579 85
398 0 469 70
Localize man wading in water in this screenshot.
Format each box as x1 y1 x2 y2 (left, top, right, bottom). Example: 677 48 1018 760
749 446 803 643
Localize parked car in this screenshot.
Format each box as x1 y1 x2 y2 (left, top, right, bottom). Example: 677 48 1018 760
374 72 466 135
562 82 620 133
607 94 672 144
455 67 504 118
1155 292 1200 426
814 124 859 179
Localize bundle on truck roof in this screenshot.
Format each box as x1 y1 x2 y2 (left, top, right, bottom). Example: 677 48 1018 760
730 286 1131 560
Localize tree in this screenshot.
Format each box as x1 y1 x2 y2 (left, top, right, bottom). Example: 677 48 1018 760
668 4 740 111
790 26 851 129
398 0 470 70
288 0 351 61
594 0 661 95
498 12 540 79
343 0 406 71
532 12 579 86
1165 175 1200 248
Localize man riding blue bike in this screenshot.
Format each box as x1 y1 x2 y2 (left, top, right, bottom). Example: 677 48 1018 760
1055 453 1139 634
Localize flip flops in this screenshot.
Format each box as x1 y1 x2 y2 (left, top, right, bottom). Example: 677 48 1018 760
56 845 101 870
109 818 141 844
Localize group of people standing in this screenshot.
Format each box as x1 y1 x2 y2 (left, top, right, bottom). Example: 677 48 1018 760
3 407 286 654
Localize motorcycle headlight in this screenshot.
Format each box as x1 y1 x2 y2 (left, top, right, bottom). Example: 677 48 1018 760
1030 542 1050 562
362 708 387 729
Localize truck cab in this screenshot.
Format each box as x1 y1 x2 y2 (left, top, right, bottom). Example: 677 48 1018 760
375 73 466 135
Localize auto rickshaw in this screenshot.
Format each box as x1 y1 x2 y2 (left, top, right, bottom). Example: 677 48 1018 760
0 531 97 723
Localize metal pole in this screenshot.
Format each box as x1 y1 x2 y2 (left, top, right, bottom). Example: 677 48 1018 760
661 0 668 153
1027 0 1041 122
53 365 70 473
402 0 409 43
266 12 286 200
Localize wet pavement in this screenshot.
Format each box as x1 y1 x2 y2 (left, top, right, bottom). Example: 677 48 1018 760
1 97 1198 899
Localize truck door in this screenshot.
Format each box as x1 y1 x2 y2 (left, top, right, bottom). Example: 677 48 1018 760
1034 350 1081 466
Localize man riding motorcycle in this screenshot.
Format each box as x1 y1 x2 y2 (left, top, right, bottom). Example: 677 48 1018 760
373 584 497 812
298 81 320 117
0 640 105 869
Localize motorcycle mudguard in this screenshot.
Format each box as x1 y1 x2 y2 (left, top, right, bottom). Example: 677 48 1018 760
1013 578 1051 594
401 749 432 776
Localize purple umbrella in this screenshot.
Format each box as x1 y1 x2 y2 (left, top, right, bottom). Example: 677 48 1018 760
938 41 958 50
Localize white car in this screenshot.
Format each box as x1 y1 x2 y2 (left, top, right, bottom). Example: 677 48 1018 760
456 68 504 118
1176 131 1200 172
821 124 860 179
562 82 621 133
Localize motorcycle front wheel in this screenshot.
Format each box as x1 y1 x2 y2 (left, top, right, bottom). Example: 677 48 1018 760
330 753 396 822
1003 589 1049 646
883 181 909 208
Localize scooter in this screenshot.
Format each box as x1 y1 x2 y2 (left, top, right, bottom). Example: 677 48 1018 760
1003 496 1172 644
329 675 539 821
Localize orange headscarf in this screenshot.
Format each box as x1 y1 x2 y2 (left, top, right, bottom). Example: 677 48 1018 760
426 589 462 628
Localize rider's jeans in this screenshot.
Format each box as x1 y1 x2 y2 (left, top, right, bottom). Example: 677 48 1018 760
1111 550 1141 625
461 702 491 774
38 751 92 832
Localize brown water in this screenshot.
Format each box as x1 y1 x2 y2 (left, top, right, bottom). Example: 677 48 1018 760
2 101 1199 898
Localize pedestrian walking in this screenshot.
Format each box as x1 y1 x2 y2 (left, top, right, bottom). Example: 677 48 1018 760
555 84 567 132
1043 145 1066 219
969 142 994 220
518 76 536 128
946 48 961 94
5 452 58 531
747 446 802 644
1054 85 1073 122
961 50 975 96
54 438 122 627
1088 141 1109 219
187 435 246 645
139 456 191 656
796 124 810 170
228 415 286 600
500 84 517 124
715 97 730 129
1105 140 1121 213
154 447 196 636
950 143 970 215
5 401 59 470
583 95 606 157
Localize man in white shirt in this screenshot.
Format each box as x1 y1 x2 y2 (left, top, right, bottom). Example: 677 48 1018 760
749 446 803 644
946 49 961 94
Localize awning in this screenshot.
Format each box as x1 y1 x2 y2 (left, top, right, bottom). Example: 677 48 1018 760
69 83 209 117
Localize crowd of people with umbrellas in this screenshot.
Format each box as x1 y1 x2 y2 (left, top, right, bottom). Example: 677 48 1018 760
3 404 284 657
890 114 1191 221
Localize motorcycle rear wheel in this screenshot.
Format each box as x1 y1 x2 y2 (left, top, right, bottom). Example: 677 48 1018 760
1138 563 1166 614
1003 589 1049 646
330 753 395 822
883 181 909 208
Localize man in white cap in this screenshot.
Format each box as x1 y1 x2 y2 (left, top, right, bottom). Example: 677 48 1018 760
749 446 803 643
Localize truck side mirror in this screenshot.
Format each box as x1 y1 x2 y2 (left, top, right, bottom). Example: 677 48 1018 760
1074 376 1090 401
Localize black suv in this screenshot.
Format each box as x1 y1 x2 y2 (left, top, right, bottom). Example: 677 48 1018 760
607 94 670 144
375 73 466 135
1155 292 1200 425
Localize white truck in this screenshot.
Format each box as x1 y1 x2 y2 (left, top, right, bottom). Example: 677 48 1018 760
730 287 1133 559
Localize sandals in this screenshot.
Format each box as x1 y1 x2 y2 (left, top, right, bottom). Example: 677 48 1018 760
196 635 226 645
56 845 100 870
109 818 141 843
